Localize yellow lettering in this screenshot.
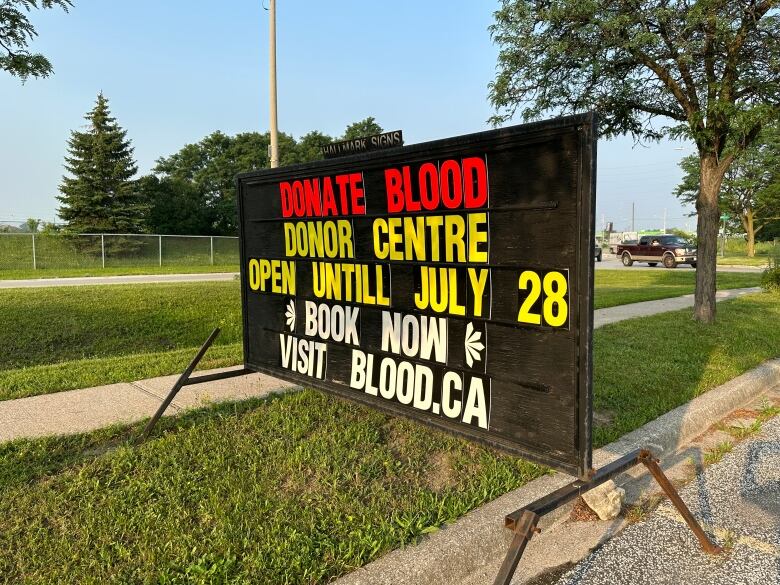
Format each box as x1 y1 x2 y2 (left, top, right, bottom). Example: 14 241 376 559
468 268 488 317
468 213 488 263
427 216 443 262
373 218 388 260
448 268 465 315
282 260 296 295
284 223 296 257
404 216 427 261
248 259 260 290
247 259 295 295
387 217 403 261
444 215 466 262
337 220 354 258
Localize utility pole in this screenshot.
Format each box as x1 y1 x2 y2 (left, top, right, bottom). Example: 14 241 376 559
663 208 667 233
268 0 279 168
631 202 635 233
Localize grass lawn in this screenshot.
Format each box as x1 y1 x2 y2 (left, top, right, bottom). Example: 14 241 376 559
0 272 764 401
0 264 238 280
715 239 778 266
716 255 772 267
0 282 243 401
1 292 778 583
592 291 780 445
0 393 548 584
593 270 760 309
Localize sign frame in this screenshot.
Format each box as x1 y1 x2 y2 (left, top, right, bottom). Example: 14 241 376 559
236 113 596 479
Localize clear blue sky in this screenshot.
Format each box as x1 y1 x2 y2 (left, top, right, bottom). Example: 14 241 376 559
0 0 696 232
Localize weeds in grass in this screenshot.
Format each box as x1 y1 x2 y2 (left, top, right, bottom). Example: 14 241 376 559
757 401 780 422
704 442 734 465
623 494 664 524
724 420 762 440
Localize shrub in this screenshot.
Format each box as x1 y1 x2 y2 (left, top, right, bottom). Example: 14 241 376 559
762 251 780 292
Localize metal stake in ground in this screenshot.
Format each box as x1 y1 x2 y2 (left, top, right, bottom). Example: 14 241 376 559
135 327 221 444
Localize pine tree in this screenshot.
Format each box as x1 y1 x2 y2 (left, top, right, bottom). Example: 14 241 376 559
57 93 144 233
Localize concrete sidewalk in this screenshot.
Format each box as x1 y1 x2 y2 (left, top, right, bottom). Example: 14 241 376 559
0 272 238 288
0 287 762 444
594 286 760 328
554 414 780 585
0 367 296 442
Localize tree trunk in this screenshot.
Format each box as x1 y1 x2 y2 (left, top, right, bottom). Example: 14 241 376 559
744 209 756 258
694 155 725 324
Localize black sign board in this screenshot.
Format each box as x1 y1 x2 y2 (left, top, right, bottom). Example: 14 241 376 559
237 114 596 477
321 130 403 159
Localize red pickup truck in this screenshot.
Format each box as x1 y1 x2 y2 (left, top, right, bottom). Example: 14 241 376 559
616 234 697 269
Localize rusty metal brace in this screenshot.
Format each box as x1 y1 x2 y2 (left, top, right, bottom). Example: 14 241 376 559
493 448 721 585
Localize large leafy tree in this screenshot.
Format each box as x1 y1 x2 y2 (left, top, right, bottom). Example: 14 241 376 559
136 175 212 235
57 93 144 233
151 131 297 235
0 0 71 81
675 125 780 257
490 0 780 323
291 130 334 164
342 117 383 140
147 119 381 235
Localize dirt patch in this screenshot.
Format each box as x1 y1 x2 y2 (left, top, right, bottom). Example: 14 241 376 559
385 422 409 457
569 496 599 522
720 408 760 424
426 452 457 492
593 409 614 427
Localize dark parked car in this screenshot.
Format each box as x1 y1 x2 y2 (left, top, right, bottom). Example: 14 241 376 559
594 244 602 262
616 235 697 268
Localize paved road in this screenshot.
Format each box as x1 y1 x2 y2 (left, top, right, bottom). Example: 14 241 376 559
0 272 239 288
554 413 780 585
597 255 763 272
0 259 759 289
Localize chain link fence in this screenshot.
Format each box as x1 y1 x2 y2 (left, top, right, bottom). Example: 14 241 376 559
0 233 239 271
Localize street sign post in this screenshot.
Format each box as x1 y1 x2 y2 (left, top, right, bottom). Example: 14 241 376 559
237 114 597 477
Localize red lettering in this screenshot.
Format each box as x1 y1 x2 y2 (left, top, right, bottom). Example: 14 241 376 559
322 177 337 216
463 157 488 208
292 182 305 216
385 168 404 213
403 166 419 212
439 159 462 209
349 173 366 215
280 182 293 217
335 174 350 215
303 179 322 216
419 163 439 211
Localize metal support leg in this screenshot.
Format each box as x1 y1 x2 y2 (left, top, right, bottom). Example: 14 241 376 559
638 450 722 554
493 448 721 585
493 510 540 585
135 328 221 444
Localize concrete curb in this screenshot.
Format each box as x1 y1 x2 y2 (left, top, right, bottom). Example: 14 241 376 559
335 357 780 585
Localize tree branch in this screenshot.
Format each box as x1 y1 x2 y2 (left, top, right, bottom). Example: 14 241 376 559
623 99 687 121
656 13 701 111
722 0 774 101
629 47 697 121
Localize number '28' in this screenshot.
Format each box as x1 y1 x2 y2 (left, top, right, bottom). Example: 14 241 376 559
517 270 569 328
